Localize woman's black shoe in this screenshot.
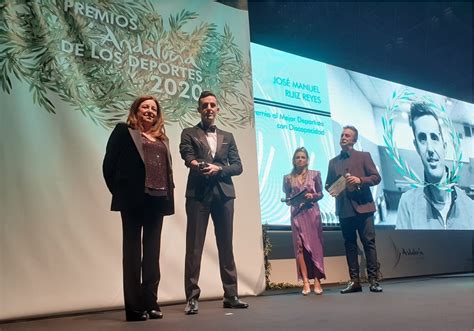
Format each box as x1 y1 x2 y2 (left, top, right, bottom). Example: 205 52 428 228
125 310 148 322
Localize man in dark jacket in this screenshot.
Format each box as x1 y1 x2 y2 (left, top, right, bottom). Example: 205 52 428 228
179 91 248 314
326 125 383 294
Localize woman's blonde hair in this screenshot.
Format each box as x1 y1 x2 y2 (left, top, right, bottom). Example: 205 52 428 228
289 147 309 186
127 95 167 139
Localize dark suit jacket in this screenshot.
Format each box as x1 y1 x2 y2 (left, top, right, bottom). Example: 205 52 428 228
325 149 380 217
179 124 243 199
103 123 174 213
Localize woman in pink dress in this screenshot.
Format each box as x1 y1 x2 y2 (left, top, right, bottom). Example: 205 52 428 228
283 147 325 295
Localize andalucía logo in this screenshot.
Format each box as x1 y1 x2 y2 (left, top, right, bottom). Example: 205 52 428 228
390 237 425 268
401 248 424 256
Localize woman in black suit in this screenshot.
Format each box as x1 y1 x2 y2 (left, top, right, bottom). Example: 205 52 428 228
103 96 174 322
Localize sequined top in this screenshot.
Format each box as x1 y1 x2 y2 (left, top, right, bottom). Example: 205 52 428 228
142 136 169 197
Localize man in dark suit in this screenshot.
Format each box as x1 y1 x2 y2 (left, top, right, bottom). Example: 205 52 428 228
325 125 383 293
179 91 248 314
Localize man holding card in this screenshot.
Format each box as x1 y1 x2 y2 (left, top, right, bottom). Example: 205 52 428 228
325 125 383 294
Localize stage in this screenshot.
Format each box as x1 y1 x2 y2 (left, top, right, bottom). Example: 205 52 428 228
2 274 472 331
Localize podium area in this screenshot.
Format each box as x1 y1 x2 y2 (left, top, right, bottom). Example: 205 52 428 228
2 274 472 331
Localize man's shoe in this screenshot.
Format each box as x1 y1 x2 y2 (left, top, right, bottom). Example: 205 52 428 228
184 298 199 315
223 296 249 309
125 310 148 322
369 281 383 293
147 309 163 319
340 281 362 294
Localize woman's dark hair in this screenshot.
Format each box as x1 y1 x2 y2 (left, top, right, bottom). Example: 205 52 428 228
127 95 167 139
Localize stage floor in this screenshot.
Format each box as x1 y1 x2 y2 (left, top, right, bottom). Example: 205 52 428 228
2 274 473 331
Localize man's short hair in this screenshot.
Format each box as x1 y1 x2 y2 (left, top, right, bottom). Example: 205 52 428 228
343 125 358 142
409 102 444 141
198 91 217 104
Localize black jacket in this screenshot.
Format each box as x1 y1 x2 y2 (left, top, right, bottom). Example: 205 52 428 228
179 123 242 199
103 123 174 213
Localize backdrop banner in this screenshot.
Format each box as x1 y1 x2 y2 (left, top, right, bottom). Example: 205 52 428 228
0 0 264 320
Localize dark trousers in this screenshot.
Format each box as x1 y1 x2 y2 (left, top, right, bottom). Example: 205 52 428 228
184 185 237 300
340 213 379 281
121 205 164 312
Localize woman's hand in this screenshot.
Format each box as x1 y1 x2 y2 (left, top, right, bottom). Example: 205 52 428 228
304 192 314 200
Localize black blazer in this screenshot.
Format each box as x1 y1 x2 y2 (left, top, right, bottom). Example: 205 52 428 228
179 124 242 199
103 123 174 214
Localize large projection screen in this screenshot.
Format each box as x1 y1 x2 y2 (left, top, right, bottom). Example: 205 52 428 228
252 43 474 230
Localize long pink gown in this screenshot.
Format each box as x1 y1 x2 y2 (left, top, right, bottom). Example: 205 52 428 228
283 170 325 281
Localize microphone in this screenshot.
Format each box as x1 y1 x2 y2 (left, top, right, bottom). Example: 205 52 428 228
281 188 308 204
198 161 210 179
344 168 351 178
345 168 359 191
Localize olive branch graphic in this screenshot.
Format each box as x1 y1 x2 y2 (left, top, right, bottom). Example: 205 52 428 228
382 88 463 191
0 0 253 129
